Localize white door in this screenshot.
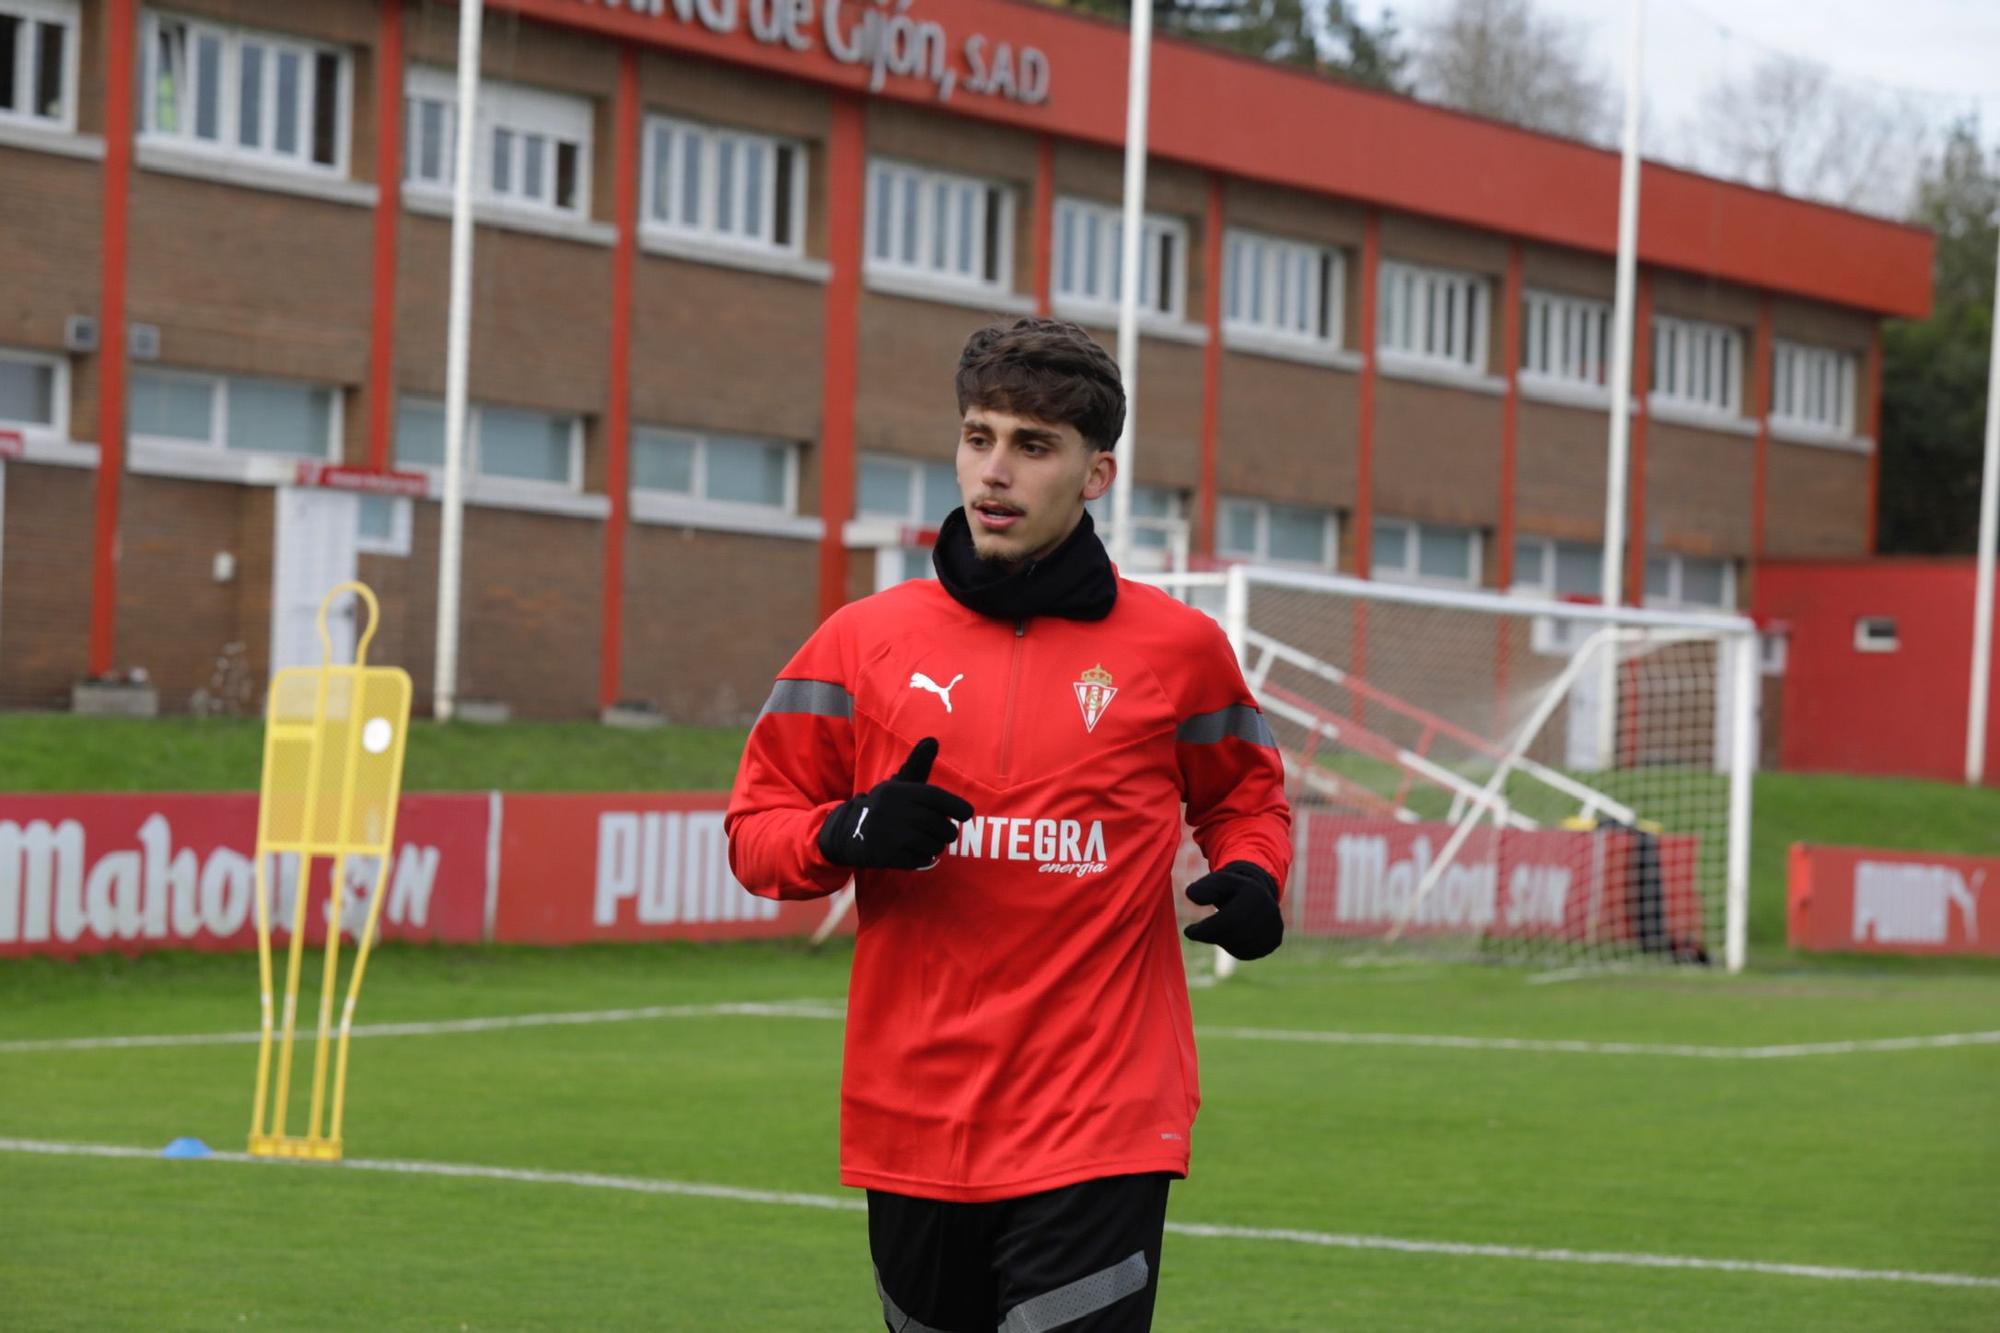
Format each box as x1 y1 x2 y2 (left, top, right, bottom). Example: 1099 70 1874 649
271 487 360 674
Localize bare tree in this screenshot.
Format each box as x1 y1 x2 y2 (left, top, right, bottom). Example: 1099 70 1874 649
1407 0 1612 143
1684 53 1931 218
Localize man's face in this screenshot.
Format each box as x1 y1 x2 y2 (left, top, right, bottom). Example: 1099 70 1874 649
956 406 1115 566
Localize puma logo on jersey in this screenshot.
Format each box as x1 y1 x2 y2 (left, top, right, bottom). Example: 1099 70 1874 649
909 672 964 713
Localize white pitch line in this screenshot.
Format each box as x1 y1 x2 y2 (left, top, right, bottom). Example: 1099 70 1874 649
4 1004 1997 1061
0 1000 848 1054
1195 1025 2000 1060
3 1137 1995 1292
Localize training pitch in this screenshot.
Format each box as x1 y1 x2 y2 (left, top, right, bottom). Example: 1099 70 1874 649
1 941 1996 1330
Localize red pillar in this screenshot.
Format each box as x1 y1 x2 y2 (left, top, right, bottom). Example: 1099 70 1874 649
1624 270 1653 606
816 95 865 622
599 47 639 711
1032 137 1053 316
1497 241 1522 588
1750 294 1773 572
1195 174 1223 557
366 0 404 472
1865 332 1884 553
1355 210 1380 578
89 0 137 676
1494 241 1523 735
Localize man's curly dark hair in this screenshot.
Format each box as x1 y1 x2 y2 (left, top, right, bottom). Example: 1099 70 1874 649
953 317 1126 451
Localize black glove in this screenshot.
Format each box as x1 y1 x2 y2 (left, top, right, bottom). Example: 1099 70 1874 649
1183 861 1284 960
818 738 975 870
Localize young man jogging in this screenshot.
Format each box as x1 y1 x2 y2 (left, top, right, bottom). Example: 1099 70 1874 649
726 318 1291 1331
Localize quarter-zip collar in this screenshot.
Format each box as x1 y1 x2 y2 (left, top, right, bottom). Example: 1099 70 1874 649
931 506 1118 624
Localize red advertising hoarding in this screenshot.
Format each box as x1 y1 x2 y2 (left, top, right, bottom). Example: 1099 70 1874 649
1789 843 1995 956
1289 817 1704 953
0 794 491 959
492 793 847 945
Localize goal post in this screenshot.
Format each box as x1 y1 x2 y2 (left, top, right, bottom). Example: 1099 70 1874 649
1139 563 1760 973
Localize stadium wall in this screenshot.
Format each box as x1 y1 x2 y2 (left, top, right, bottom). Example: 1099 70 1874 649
0 0 1931 726
1755 560 2000 785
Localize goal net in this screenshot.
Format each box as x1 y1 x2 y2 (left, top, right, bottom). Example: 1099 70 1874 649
1143 564 1759 973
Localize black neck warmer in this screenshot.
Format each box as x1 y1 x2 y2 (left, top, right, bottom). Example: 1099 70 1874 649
931 506 1119 624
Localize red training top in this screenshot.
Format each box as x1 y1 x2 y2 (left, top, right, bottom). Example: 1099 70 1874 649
725 576 1291 1202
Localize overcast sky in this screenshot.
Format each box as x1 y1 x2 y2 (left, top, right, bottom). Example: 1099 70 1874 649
1355 0 2000 150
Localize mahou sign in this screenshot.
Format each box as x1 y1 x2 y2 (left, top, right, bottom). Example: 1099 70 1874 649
0 794 490 959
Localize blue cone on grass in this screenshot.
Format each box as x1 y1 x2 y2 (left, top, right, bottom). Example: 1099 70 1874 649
161 1137 213 1159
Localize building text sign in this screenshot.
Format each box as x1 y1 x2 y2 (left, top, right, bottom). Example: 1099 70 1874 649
559 0 1050 105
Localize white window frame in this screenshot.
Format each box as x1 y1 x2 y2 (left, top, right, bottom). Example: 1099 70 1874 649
1642 551 1738 612
1223 228 1344 347
1520 288 1611 389
641 114 805 258
865 157 1014 295
1509 533 1606 599
0 0 79 131
1372 516 1483 588
395 395 584 493
1053 196 1187 321
140 10 351 177
1217 496 1339 570
405 66 592 218
355 494 412 557
1650 315 1744 418
1378 259 1491 374
130 367 341 461
1771 339 1858 436
0 344 67 442
1084 483 1188 560
630 425 799 517
856 451 959 527
1853 616 1899 653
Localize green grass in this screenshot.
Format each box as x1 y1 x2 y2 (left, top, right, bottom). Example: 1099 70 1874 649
1 943 1995 1329
0 715 751 793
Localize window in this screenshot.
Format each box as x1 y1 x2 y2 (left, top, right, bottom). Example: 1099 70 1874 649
142 11 347 173
0 1 75 128
1379 260 1490 373
1521 289 1611 388
1643 552 1735 611
1053 198 1186 319
1223 229 1342 344
633 425 794 512
1771 340 1858 435
1854 617 1898 653
395 397 581 488
405 67 590 216
643 115 803 255
1650 315 1743 416
356 494 411 557
1373 517 1481 587
866 159 1011 291
858 452 960 527
130 368 335 457
1084 484 1185 553
1512 535 1604 600
0 346 60 434
1218 497 1337 569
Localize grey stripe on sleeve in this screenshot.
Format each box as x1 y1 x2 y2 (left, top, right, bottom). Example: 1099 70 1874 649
757 678 853 721
997 1250 1150 1333
1176 702 1276 748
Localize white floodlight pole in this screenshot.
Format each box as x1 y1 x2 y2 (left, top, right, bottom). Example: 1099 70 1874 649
1966 226 2000 784
1596 0 1644 768
433 0 483 723
1109 0 1154 572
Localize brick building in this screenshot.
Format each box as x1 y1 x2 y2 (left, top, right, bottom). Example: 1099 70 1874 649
0 0 1933 722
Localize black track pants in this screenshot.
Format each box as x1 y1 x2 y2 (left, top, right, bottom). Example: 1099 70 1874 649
869 1172 1172 1333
